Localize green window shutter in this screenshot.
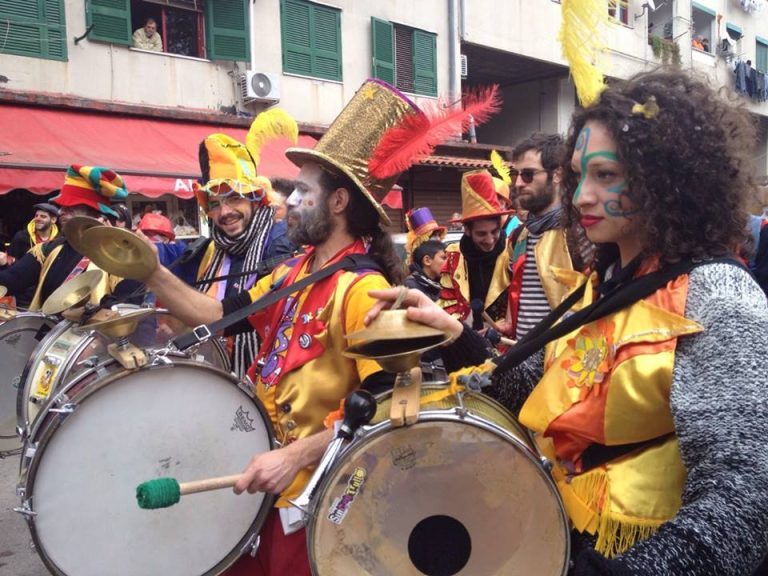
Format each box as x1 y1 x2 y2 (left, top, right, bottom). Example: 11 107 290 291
282 0 313 76
0 0 67 61
205 0 249 61
412 29 436 96
757 39 768 73
311 4 341 81
371 17 394 85
86 0 131 46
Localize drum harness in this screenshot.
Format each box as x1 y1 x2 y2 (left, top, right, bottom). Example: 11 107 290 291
491 255 744 473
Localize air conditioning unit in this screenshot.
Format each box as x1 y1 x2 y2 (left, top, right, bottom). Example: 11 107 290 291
240 71 281 104
460 54 468 78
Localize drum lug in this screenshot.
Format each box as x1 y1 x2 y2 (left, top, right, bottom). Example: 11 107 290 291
540 456 553 472
23 442 37 460
48 403 77 415
453 406 469 419
13 500 37 519
242 533 260 557
76 355 99 368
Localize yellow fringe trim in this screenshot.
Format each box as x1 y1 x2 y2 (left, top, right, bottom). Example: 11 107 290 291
569 467 608 513
595 512 664 558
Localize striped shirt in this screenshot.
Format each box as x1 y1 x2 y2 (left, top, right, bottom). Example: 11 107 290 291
515 231 551 339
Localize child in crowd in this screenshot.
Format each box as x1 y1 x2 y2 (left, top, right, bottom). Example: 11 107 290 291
404 239 447 301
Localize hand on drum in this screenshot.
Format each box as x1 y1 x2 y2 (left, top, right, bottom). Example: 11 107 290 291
234 444 303 496
366 287 464 341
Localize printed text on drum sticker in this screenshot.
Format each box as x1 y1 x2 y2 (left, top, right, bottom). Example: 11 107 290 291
327 467 367 524
231 406 257 432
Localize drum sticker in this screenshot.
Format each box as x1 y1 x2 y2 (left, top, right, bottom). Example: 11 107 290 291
327 467 367 525
32 364 57 399
391 445 417 470
231 405 256 433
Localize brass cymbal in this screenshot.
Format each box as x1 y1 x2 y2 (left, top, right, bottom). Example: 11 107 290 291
79 308 156 339
63 216 103 255
41 270 105 315
80 227 158 281
345 310 451 373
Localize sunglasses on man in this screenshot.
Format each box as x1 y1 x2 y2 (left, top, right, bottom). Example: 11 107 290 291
512 168 549 184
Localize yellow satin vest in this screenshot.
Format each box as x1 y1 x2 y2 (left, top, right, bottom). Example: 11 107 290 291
28 243 120 311
519 268 703 557
440 242 510 313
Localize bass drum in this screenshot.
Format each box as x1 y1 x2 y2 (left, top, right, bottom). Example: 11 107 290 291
307 386 570 576
17 308 230 439
17 359 274 576
0 311 56 456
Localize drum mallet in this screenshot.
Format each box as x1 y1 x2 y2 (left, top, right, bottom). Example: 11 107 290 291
136 474 241 510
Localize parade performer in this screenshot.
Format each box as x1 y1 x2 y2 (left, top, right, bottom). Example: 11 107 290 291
6 202 60 262
403 206 446 265
193 109 298 376
141 79 499 575
437 169 514 325
368 69 768 576
0 165 142 309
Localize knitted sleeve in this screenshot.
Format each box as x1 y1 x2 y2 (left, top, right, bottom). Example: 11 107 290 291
619 263 768 575
484 348 545 416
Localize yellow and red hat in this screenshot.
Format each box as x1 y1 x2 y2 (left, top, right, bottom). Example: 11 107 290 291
138 213 175 241
450 169 516 223
51 165 128 216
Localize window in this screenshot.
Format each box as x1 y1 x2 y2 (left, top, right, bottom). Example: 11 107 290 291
84 0 249 60
280 0 342 82
608 0 629 25
371 18 437 97
0 0 67 61
691 2 715 53
757 38 768 73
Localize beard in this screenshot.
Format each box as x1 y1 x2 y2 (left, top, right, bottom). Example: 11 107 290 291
518 182 557 215
288 199 331 246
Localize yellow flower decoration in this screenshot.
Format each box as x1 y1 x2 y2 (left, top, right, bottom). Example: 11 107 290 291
560 319 615 400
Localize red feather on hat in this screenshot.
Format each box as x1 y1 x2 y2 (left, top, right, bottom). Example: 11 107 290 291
368 85 501 180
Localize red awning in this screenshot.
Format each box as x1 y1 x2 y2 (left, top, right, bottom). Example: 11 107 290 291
0 105 317 198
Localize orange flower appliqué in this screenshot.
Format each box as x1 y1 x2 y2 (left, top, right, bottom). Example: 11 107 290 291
560 319 615 400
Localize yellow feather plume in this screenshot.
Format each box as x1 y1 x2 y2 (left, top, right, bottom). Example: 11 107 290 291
490 150 511 185
559 0 607 107
245 108 299 165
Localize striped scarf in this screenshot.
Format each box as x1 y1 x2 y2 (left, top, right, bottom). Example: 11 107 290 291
198 205 275 377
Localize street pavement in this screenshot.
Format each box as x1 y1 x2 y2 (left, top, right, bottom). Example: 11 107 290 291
0 453 48 576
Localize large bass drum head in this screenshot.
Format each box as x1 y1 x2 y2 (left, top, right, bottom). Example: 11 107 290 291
308 416 569 576
25 362 273 576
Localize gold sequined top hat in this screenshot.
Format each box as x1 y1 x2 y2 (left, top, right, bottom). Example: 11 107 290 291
450 169 516 223
285 80 422 226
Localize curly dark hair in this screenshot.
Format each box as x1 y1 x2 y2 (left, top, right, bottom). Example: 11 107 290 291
319 169 404 285
562 69 756 267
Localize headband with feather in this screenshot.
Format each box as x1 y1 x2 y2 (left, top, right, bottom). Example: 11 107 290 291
490 150 512 185
368 85 501 180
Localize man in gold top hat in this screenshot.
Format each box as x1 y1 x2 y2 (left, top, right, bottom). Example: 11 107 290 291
437 169 515 329
139 79 430 575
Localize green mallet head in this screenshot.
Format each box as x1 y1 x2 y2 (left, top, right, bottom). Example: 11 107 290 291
136 477 181 510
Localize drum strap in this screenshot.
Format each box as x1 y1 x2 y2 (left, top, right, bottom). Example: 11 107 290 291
172 254 383 351
579 432 675 473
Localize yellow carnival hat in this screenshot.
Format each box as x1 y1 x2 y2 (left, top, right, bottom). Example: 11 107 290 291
450 170 516 223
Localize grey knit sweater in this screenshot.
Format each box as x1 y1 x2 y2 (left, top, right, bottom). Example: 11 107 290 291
485 263 768 575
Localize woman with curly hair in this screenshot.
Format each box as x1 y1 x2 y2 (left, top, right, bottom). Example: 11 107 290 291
368 69 768 575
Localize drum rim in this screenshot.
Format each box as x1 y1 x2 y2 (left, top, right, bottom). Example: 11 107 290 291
0 313 57 454
18 358 277 576
306 406 572 576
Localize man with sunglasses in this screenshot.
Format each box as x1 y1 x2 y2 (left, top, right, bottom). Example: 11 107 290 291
504 133 588 340
192 134 296 378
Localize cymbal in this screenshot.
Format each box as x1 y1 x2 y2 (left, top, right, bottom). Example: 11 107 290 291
63 216 103 255
41 270 105 315
80 227 158 281
79 308 156 339
345 310 451 373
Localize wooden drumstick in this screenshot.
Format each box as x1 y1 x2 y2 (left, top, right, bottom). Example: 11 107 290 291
481 311 505 334
136 474 241 509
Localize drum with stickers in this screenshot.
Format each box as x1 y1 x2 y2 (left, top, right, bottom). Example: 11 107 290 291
16 308 230 439
306 385 570 576
0 310 56 456
16 356 274 576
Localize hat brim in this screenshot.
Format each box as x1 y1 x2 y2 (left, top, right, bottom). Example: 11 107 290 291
448 209 516 224
286 147 392 226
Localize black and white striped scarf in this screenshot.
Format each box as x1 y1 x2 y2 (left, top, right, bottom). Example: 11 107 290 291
198 205 275 377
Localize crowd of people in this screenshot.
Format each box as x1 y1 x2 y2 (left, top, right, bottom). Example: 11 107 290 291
1 68 768 575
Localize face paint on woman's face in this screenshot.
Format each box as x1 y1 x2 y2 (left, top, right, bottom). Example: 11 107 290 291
570 121 643 260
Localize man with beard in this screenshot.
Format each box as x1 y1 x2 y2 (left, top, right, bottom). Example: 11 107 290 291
437 169 515 327
138 80 427 575
503 133 587 340
0 165 142 309
193 129 297 377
